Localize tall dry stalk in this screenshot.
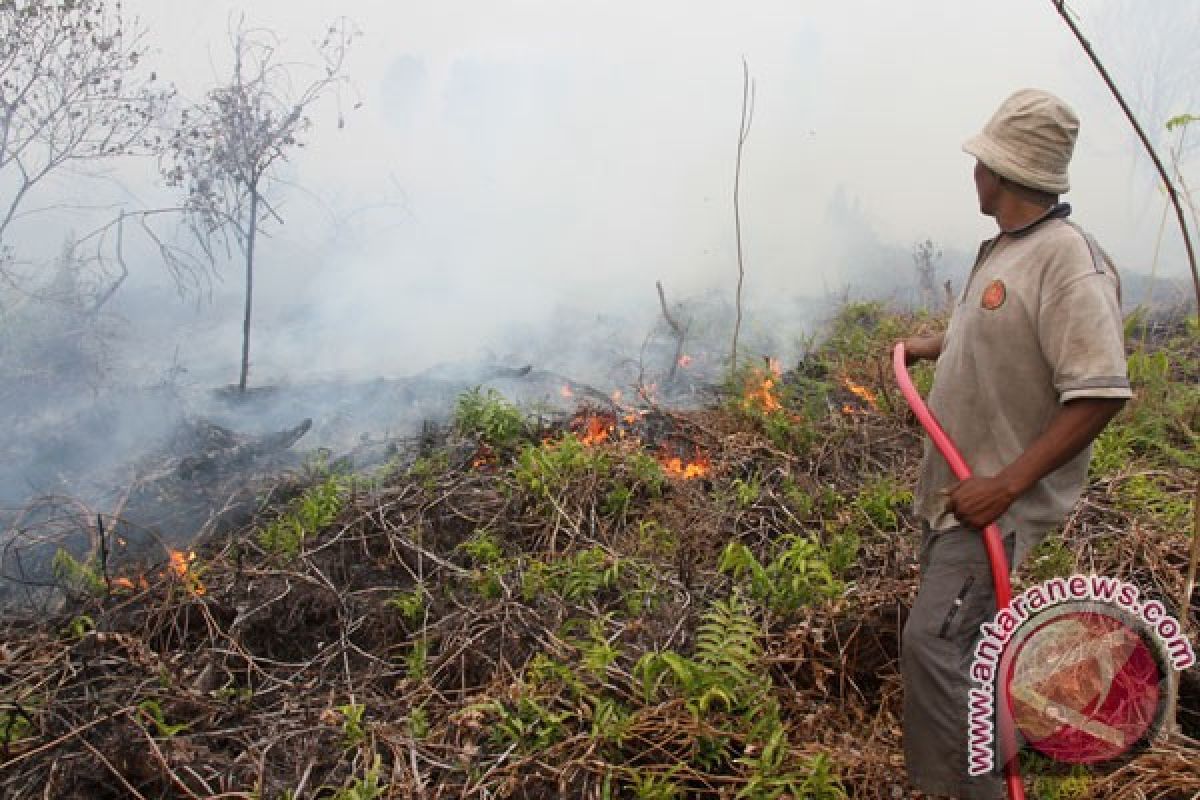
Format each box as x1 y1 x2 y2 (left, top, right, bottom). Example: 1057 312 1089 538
730 57 754 374
1051 0 1200 736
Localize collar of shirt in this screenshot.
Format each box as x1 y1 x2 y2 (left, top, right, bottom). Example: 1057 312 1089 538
1002 202 1072 237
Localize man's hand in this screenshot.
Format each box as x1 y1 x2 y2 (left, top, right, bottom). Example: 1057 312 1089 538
898 334 945 365
944 475 1019 529
942 398 1126 529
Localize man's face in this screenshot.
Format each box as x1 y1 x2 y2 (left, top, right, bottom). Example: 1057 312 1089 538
973 159 1002 216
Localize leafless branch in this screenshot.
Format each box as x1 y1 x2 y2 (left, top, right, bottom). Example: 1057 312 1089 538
730 57 754 374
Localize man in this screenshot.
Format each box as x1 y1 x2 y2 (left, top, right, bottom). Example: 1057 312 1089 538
898 88 1131 799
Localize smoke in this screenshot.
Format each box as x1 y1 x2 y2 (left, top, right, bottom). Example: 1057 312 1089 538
1 0 1197 582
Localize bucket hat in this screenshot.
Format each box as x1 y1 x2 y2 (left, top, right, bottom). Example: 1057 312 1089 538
963 89 1079 194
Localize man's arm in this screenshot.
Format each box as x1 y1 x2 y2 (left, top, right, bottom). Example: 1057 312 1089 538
900 333 945 365
945 397 1126 529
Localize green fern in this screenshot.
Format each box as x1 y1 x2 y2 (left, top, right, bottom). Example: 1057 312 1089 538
634 595 766 715
719 535 847 614
521 546 619 603
258 476 344 558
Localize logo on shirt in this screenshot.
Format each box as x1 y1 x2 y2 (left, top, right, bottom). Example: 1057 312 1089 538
981 279 1007 310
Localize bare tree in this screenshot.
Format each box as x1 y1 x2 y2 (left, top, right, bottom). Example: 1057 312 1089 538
0 0 170 263
164 18 356 392
912 238 942 310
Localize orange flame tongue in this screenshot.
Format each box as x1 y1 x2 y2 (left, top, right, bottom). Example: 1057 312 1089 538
745 373 782 414
658 450 711 480
580 416 613 446
168 549 206 596
569 412 617 446
113 575 149 591
840 375 878 411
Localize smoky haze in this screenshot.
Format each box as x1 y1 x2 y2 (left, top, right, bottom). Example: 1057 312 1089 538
111 0 1198 379
28 0 1193 382
0 1 1197 585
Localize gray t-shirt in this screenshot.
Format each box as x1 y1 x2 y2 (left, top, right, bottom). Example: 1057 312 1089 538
914 206 1131 565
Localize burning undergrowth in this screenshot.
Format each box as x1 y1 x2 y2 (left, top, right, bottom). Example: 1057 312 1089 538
0 302 1197 799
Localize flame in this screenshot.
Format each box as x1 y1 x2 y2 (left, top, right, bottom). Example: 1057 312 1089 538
840 375 878 411
168 549 206 596
677 354 693 368
560 384 574 399
576 414 614 446
658 450 711 480
744 372 782 414
112 575 148 591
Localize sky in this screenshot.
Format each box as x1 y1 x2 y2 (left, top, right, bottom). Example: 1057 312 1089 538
13 0 1200 382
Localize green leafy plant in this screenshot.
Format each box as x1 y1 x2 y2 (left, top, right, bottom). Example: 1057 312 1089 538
405 640 429 682
329 755 386 800
737 727 846 799
564 616 621 680
480 695 571 754
514 434 612 500
1089 425 1134 478
460 530 504 565
408 451 449 489
1115 473 1190 526
385 588 426 625
634 519 677 557
63 614 95 640
719 534 849 614
628 767 683 800
258 476 345 558
604 451 669 517
729 476 761 509
634 595 766 716
1023 752 1092 800
1 707 33 748
526 654 579 693
781 478 815 518
851 475 913 531
408 706 430 740
1023 534 1076 583
1118 349 1199 468
454 387 529 453
522 546 619 604
625 451 667 495
138 699 189 737
589 695 632 745
51 550 105 596
336 702 367 748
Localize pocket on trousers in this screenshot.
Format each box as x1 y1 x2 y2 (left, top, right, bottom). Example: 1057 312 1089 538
937 574 976 639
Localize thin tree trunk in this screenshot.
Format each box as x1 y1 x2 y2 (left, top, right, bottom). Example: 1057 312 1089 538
731 57 754 374
239 188 259 392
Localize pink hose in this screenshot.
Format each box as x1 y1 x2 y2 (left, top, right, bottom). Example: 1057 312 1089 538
892 343 1025 800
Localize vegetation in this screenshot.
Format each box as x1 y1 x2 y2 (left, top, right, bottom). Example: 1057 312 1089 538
257 475 345 557
2 302 1196 799
163 17 357 391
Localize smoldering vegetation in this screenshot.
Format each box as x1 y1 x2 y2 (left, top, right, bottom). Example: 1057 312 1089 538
0 302 1195 799
0 266 840 610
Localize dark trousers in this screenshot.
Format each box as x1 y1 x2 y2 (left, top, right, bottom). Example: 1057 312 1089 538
901 525 1016 799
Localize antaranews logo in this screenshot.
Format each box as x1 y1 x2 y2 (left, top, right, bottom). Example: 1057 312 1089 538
966 574 1195 776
